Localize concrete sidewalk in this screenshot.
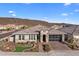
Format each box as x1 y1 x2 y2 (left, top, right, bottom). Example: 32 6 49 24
0 50 79 56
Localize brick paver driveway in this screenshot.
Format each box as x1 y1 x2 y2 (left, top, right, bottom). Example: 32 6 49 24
49 41 71 50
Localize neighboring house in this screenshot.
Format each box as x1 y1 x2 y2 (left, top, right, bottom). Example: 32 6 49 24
73 26 79 46
0 24 7 30
14 25 28 29
59 25 77 41
9 25 66 43
0 24 28 30
51 25 64 29
59 25 79 46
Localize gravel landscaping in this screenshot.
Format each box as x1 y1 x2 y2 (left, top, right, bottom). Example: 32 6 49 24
0 41 39 52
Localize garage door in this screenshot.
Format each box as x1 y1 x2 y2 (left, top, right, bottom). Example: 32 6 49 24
49 35 62 41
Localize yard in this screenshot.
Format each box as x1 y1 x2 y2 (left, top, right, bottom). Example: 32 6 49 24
0 40 39 52
14 43 34 52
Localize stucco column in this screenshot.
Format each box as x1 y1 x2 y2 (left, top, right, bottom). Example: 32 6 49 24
40 34 43 43
62 34 65 42
46 34 49 42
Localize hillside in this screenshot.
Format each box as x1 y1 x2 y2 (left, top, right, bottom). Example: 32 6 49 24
0 17 76 27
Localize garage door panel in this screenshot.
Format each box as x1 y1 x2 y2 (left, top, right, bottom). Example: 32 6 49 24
49 35 62 41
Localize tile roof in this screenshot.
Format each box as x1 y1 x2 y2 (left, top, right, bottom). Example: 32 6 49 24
59 26 77 34
73 26 79 35
48 29 66 35
0 30 18 39
12 25 49 35
12 25 79 35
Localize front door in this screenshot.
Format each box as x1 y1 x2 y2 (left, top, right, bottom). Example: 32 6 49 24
43 35 46 42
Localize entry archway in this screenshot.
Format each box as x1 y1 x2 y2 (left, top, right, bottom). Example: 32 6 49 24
43 35 46 42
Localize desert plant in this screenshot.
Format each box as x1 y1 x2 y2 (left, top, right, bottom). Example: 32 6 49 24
43 44 50 52
67 38 78 49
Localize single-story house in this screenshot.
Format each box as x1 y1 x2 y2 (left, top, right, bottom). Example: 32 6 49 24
3 24 78 44
9 25 67 43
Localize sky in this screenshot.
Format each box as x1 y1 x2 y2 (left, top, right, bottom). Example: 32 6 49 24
0 3 79 24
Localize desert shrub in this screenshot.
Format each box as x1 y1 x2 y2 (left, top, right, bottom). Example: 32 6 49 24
30 44 39 52
67 39 78 49
67 38 74 43
1 42 15 52
31 41 36 44
30 47 39 52
43 44 50 52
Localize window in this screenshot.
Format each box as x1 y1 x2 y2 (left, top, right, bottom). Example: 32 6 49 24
30 34 36 40
22 35 25 40
34 35 35 40
29 34 30 40
35 35 37 40
30 34 33 40
37 34 40 39
19 35 21 40
32 35 35 40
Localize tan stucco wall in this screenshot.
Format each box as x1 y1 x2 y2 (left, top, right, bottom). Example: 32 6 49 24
73 35 79 46
73 35 79 39
9 37 14 42
9 34 37 43
40 30 65 42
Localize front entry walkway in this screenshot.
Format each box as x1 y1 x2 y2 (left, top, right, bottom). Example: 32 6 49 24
38 42 44 52
49 41 71 50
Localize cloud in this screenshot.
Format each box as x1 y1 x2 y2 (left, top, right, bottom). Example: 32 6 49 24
9 11 14 14
64 3 71 6
43 17 48 21
11 13 16 17
24 3 32 5
61 13 69 16
74 9 79 12
41 17 48 22
43 17 48 19
9 10 16 17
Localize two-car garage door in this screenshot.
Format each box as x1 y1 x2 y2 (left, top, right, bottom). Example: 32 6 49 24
49 35 62 41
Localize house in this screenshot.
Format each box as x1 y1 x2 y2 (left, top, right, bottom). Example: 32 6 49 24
73 26 79 46
0 24 16 30
51 25 64 29
14 25 28 29
9 25 66 43
0 24 28 30
59 25 77 41
59 25 79 46
0 24 78 44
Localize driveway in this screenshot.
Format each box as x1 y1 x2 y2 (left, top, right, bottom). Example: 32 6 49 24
49 41 71 50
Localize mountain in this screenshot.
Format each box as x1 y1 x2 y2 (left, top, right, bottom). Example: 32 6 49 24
0 17 77 27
